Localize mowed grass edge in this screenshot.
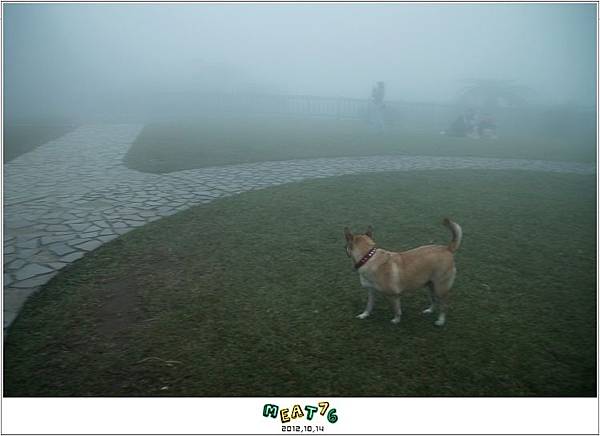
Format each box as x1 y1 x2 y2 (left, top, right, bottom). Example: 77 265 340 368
3 169 596 396
4 123 78 162
124 118 596 173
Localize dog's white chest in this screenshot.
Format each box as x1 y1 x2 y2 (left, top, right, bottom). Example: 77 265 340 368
359 273 376 289
358 259 401 294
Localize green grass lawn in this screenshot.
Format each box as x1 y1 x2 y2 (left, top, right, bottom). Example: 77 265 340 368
4 170 596 396
4 121 77 162
124 117 596 173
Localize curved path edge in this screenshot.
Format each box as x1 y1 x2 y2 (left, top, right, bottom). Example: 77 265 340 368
3 124 596 328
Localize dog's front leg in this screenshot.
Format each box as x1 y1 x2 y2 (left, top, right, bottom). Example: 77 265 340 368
389 295 402 324
357 288 376 319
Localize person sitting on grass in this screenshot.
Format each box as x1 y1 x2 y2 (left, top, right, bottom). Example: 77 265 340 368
442 108 477 137
477 113 498 139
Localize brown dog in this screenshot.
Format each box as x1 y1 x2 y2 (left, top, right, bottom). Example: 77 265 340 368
344 218 462 326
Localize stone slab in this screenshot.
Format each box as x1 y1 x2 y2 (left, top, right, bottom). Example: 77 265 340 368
60 252 85 263
11 272 57 288
7 259 27 270
47 243 77 256
16 238 39 249
47 262 68 271
46 224 70 232
76 240 103 252
97 235 119 243
15 263 54 281
40 234 77 245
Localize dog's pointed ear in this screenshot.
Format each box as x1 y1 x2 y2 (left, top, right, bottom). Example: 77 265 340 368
344 227 353 242
365 225 374 238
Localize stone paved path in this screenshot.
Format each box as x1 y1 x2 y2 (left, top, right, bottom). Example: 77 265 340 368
3 124 596 327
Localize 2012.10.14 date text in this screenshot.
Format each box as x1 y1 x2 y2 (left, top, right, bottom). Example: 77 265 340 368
282 425 325 433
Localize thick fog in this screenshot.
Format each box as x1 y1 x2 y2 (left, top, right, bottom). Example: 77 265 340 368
3 3 596 121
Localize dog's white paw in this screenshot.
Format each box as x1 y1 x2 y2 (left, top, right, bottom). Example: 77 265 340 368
390 316 401 324
356 312 370 320
422 307 434 315
434 315 446 327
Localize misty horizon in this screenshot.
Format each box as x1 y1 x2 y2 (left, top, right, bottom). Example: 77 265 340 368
3 2 597 121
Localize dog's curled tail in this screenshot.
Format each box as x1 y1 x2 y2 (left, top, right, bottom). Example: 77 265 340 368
443 218 462 253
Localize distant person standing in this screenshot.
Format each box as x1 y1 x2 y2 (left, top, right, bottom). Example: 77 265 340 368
370 81 386 130
372 81 385 106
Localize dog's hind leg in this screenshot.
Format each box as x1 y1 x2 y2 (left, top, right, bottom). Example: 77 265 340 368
435 293 448 326
357 288 376 319
432 267 456 326
422 282 437 315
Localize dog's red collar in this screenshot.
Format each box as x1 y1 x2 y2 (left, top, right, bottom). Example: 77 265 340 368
354 247 377 270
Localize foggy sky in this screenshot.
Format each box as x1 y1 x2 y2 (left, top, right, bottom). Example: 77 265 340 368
3 3 597 120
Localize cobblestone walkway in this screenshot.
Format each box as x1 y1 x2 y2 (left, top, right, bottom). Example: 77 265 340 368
3 124 596 327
